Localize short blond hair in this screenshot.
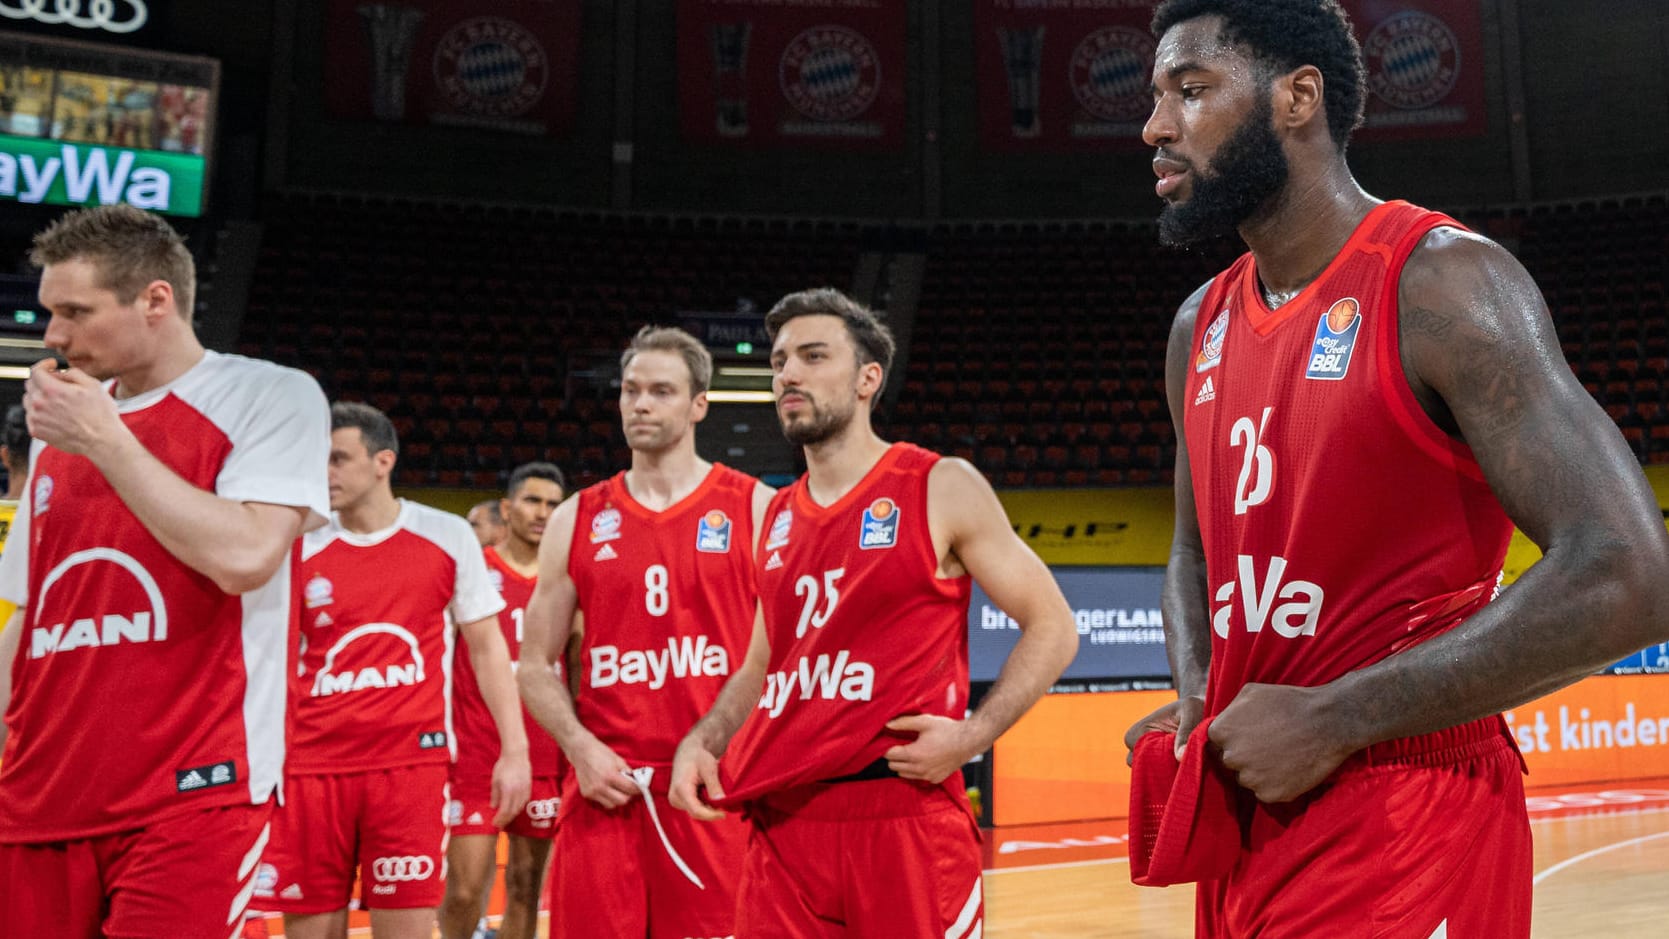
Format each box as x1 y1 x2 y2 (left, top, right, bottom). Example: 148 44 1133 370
29 204 196 321
620 325 713 396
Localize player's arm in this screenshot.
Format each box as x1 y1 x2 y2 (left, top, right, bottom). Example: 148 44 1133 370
1211 230 1669 803
517 497 638 808
457 612 531 826
23 361 319 594
670 478 776 819
1124 281 1214 762
882 458 1078 784
671 607 770 820
0 609 18 750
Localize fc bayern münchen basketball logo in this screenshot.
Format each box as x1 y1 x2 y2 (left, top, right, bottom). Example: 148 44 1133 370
1363 11 1460 110
433 17 549 118
1069 26 1156 122
779 25 881 123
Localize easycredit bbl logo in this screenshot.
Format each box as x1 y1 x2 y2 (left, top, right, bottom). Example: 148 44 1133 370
0 134 204 216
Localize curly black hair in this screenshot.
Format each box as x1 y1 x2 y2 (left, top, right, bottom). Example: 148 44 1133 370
1153 0 1366 150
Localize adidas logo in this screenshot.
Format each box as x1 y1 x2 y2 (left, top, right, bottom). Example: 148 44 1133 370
765 551 783 571
315 611 334 628
1194 376 1216 406
280 884 303 900
594 544 618 561
179 770 207 790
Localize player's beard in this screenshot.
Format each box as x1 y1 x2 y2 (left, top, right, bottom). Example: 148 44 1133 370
780 391 856 447
1157 91 1289 248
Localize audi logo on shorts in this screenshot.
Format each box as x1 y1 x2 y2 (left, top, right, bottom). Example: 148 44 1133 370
525 797 559 821
371 855 435 882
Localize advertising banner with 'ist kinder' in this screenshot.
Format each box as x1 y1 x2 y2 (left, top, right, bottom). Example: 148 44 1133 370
677 0 908 151
323 0 581 137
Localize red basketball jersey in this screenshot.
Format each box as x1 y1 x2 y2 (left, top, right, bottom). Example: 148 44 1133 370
566 465 759 765
1185 200 1513 716
0 352 330 842
721 443 973 804
453 546 564 780
291 500 505 773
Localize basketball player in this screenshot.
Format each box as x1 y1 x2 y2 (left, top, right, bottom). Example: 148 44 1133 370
1122 2 1669 935
259 402 531 939
0 404 29 554
519 326 769 939
468 498 507 547
441 462 568 939
670 288 1079 938
0 204 331 937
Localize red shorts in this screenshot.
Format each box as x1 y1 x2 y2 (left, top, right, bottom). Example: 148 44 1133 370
0 800 271 939
450 775 562 840
737 777 984 939
551 765 747 939
1197 718 1531 938
256 765 450 913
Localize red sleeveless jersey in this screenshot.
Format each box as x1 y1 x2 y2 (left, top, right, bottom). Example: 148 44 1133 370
453 546 565 780
567 464 760 765
720 443 973 804
1186 200 1513 716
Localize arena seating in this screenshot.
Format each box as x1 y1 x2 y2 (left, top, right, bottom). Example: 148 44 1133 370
241 192 1667 489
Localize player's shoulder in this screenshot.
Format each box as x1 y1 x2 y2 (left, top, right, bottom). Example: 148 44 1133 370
173 351 328 425
399 499 477 550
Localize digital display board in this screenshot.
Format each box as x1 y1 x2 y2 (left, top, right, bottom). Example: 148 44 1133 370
969 566 1169 682
0 30 216 216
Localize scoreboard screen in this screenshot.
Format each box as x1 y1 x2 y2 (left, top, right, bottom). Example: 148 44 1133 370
0 30 217 217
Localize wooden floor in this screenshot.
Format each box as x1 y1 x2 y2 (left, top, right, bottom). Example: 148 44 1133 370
983 777 1669 938
254 777 1669 938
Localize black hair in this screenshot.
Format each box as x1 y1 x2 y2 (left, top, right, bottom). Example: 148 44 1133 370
1153 0 1366 150
507 462 566 499
1 405 28 473
330 401 399 457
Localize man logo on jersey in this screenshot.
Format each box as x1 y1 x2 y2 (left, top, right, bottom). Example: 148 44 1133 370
1197 308 1229 373
487 567 504 592
590 507 623 544
310 623 427 696
1306 298 1362 381
697 510 733 553
29 548 170 660
860 498 900 550
304 574 334 609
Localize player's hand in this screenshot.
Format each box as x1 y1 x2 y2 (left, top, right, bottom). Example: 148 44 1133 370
489 749 533 828
669 735 727 822
883 713 980 784
570 733 639 809
1209 682 1353 804
23 359 128 459
1123 693 1206 765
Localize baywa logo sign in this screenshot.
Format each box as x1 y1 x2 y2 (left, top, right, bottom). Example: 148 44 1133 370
0 134 204 217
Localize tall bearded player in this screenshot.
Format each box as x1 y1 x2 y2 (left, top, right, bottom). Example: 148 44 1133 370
670 289 1078 938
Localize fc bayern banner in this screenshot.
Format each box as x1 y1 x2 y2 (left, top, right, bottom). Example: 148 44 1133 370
1344 0 1487 141
322 0 580 137
676 0 907 151
974 0 1161 152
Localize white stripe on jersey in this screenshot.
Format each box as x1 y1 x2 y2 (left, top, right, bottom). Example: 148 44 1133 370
242 561 292 805
946 876 983 939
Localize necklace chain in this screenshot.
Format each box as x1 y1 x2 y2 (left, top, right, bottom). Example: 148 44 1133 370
1262 283 1301 310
